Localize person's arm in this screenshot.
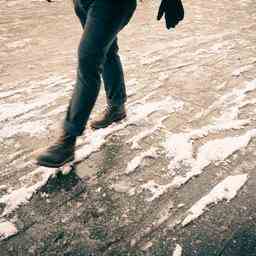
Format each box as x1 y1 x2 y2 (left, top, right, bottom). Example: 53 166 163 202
157 0 184 29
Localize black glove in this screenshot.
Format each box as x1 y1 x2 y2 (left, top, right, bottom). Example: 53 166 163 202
157 0 184 29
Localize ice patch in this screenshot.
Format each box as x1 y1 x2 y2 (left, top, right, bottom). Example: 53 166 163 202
0 221 18 241
125 147 158 174
172 244 183 256
182 174 248 226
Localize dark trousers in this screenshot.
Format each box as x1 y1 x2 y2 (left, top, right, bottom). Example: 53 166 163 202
64 0 137 136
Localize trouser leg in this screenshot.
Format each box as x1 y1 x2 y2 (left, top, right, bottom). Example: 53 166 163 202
64 0 137 136
102 38 127 107
74 0 127 108
73 0 89 28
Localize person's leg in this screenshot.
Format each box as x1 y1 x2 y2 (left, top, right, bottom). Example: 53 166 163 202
73 0 87 28
90 38 127 129
64 0 136 136
75 0 127 109
73 0 93 28
36 0 137 167
103 38 127 108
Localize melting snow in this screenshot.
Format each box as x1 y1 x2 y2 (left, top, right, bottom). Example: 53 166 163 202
141 180 172 202
125 147 158 174
162 80 256 187
128 97 183 125
170 130 256 187
0 167 55 217
127 115 168 149
172 244 183 256
0 95 184 215
0 221 18 241
195 79 256 120
131 127 256 201
76 97 183 164
182 174 248 226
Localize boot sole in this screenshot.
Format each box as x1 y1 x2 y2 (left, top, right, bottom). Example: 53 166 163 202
90 113 127 130
36 156 75 168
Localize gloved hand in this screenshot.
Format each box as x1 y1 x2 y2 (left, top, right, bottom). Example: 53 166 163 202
157 0 184 29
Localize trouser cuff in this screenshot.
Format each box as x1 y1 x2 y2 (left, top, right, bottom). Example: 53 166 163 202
107 97 127 108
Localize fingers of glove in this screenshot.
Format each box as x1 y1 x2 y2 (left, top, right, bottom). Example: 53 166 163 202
157 0 166 20
165 1 184 28
168 0 184 21
166 19 178 29
164 12 179 28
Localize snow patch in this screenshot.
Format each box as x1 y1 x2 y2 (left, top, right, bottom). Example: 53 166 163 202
172 244 183 256
127 115 168 149
0 167 55 217
125 147 158 174
163 80 256 187
76 97 183 165
0 119 53 139
141 180 172 202
0 221 18 241
111 180 134 193
0 75 73 139
182 174 248 226
196 79 256 120
170 130 256 187
128 97 184 125
165 133 193 171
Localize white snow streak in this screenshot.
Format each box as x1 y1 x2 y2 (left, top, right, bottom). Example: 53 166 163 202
195 79 256 120
127 115 168 149
76 97 183 164
141 180 172 202
0 221 18 241
172 244 183 256
0 75 72 139
170 130 256 187
125 147 158 174
0 167 55 217
182 174 248 226
163 79 256 187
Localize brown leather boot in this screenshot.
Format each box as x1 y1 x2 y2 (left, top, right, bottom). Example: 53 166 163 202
90 104 126 129
36 131 76 168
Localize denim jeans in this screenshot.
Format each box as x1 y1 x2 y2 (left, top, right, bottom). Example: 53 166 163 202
64 0 137 136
